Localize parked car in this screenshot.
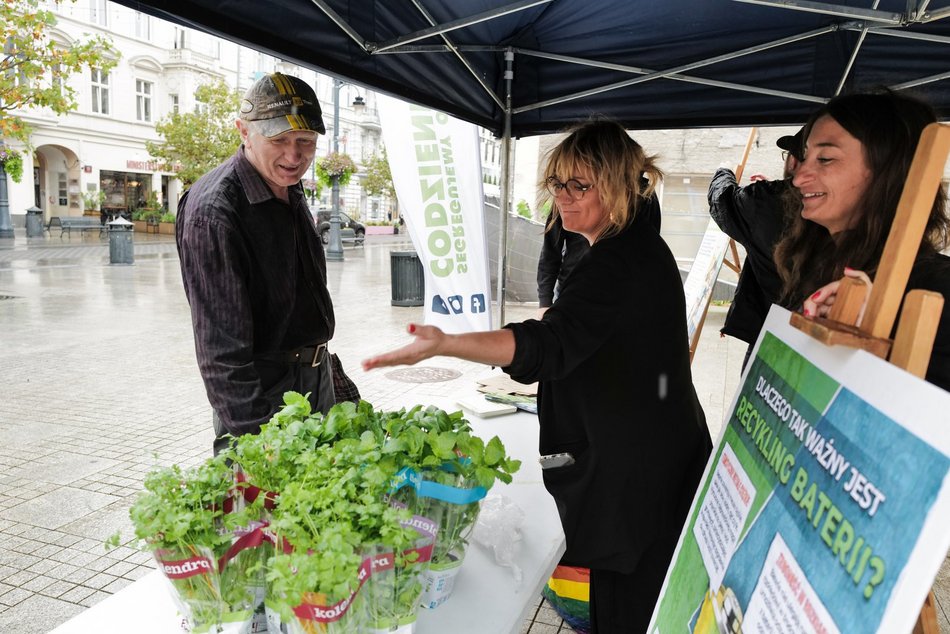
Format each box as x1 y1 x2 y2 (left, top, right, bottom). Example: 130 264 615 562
310 207 365 245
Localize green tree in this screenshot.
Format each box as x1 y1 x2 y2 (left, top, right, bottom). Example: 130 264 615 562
146 81 241 188
361 148 397 217
1 0 117 144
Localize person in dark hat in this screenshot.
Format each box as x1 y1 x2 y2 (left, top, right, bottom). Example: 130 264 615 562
775 127 805 165
706 127 804 366
176 72 337 453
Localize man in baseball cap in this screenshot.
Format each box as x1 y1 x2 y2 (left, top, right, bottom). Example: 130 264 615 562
239 72 326 137
177 72 339 454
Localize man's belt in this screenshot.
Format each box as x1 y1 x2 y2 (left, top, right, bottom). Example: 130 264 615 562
290 343 328 367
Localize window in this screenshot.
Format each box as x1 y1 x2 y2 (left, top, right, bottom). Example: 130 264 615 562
170 94 179 115
133 12 150 39
89 0 108 26
136 79 152 122
3 39 27 87
91 68 109 114
58 173 68 206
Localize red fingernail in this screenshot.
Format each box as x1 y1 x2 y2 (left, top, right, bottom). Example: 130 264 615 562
811 291 821 299
408 324 416 334
804 308 812 317
844 266 853 272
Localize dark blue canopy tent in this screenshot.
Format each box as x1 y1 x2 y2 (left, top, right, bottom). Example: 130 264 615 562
110 0 950 311
107 0 950 136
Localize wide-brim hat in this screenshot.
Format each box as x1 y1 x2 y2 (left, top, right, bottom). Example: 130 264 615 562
776 127 805 161
239 72 326 137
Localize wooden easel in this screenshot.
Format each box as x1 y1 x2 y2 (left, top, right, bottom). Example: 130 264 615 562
788 122 950 634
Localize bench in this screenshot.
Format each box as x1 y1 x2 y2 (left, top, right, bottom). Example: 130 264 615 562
45 216 62 233
57 216 105 237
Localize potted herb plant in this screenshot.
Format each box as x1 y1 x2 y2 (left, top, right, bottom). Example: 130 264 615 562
123 455 264 632
384 406 521 608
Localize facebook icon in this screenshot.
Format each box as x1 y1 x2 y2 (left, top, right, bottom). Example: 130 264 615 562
471 294 486 313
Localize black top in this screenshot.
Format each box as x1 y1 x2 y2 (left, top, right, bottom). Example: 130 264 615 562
506 210 711 573
176 146 335 436
536 215 590 308
537 192 662 308
906 253 950 391
707 168 788 344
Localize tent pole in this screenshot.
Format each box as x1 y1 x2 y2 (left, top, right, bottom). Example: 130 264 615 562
496 48 514 328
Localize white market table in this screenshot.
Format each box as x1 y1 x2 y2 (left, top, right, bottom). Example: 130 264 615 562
51 384 565 634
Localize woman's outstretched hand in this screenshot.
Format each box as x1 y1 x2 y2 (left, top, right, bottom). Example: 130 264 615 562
802 268 873 327
362 323 446 370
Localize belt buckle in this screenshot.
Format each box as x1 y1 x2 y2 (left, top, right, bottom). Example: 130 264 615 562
310 343 327 368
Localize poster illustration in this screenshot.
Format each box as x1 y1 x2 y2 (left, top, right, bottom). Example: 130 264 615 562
650 306 950 634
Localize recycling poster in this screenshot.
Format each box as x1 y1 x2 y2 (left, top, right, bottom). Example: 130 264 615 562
650 306 950 634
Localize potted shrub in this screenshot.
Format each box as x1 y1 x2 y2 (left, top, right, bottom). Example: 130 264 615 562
159 211 176 235
131 210 149 233
82 189 105 215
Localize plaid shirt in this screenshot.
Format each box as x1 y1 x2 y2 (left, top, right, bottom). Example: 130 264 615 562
177 146 334 435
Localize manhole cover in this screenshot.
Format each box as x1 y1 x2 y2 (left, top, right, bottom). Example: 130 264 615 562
385 366 462 383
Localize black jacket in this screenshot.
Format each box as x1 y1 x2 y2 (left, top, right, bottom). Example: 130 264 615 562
506 210 711 574
707 168 788 344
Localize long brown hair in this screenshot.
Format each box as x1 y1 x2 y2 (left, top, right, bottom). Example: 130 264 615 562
541 119 663 242
774 90 950 307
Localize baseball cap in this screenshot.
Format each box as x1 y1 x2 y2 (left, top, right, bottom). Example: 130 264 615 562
776 127 805 161
239 72 326 137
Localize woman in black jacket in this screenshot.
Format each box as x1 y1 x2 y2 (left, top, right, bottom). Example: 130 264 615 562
364 119 712 632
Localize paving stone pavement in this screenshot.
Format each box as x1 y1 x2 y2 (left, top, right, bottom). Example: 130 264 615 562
0 228 947 633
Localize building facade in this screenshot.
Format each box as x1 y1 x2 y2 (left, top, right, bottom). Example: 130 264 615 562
5 0 389 225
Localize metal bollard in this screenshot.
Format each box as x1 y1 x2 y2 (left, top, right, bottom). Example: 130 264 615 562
108 217 134 265
25 205 43 238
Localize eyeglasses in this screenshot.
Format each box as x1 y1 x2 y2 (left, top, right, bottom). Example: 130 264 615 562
545 176 594 201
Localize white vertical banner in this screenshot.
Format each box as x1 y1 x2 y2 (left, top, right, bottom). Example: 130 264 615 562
378 95 492 333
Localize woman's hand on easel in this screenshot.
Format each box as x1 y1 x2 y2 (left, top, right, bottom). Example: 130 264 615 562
803 268 873 327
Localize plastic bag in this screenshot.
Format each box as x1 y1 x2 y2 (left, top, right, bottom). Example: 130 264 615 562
472 495 525 585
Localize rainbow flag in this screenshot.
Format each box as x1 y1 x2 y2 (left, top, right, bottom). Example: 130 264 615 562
541 565 590 633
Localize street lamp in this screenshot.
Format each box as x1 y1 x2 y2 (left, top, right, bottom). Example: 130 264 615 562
0 143 14 239
325 79 365 262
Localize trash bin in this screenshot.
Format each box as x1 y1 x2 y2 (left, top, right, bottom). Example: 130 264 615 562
108 216 134 265
25 206 44 238
390 251 424 306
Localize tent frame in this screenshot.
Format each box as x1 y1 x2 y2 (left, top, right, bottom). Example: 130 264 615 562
302 0 947 320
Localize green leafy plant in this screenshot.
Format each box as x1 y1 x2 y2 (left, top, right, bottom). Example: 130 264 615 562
516 200 532 219
147 80 242 188
316 152 357 188
126 455 261 631
82 189 105 211
0 147 23 183
159 212 176 224
263 438 422 632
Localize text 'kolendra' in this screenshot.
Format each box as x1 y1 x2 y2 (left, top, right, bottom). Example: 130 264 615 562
411 107 469 277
